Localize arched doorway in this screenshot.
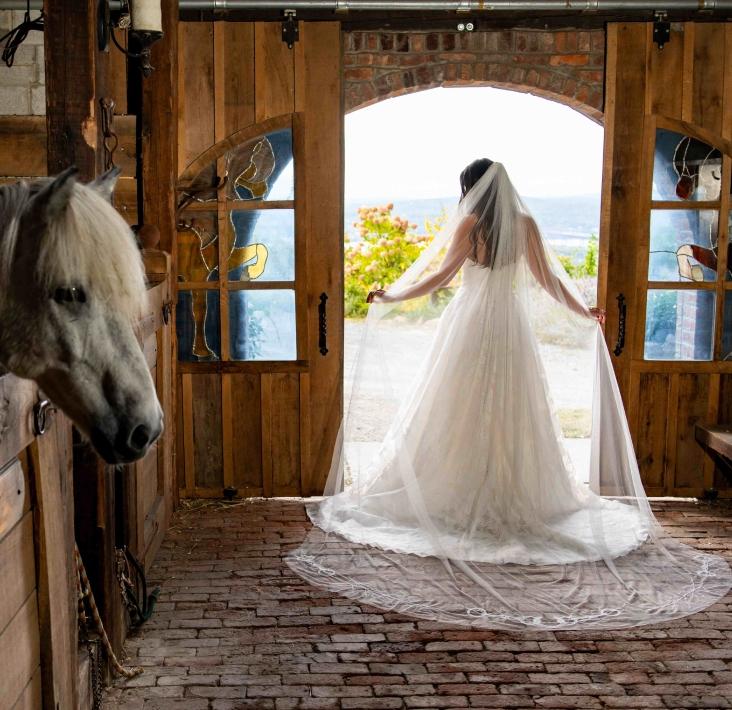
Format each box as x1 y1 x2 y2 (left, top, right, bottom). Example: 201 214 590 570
343 85 604 483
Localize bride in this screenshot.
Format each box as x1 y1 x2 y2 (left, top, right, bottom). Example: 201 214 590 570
287 159 731 630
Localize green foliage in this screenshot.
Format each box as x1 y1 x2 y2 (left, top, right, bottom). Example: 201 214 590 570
557 234 599 279
345 204 430 318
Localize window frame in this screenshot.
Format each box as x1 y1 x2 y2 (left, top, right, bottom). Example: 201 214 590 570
175 113 308 370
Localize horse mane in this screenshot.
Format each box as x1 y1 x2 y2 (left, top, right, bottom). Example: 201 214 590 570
0 178 147 322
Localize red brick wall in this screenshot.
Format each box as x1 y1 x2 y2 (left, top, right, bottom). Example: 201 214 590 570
344 29 605 122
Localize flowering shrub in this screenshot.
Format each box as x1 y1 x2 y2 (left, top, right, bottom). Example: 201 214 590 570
345 205 431 317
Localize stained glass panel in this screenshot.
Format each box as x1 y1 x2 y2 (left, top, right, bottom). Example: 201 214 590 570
229 290 296 361
723 291 732 362
652 128 722 202
644 289 715 361
225 129 293 202
648 210 719 282
176 290 221 361
228 210 295 282
177 213 219 283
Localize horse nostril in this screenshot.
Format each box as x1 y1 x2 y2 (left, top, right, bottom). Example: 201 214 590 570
130 424 151 451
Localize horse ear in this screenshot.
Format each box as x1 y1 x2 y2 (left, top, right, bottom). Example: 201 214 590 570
27 166 79 226
90 166 121 202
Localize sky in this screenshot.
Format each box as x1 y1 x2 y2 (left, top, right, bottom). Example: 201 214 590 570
345 86 604 201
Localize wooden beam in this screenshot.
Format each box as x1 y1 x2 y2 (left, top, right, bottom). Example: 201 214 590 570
142 0 179 253
142 1 179 517
44 0 99 179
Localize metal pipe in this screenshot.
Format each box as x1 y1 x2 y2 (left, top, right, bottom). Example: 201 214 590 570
177 0 730 9
0 0 730 10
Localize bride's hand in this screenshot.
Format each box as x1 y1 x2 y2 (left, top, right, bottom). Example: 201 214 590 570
589 307 606 325
367 289 387 304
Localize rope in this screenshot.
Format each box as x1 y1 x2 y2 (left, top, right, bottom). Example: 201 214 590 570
0 1 44 69
74 543 144 679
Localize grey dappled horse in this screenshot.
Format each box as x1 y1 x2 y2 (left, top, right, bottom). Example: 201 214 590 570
0 167 162 463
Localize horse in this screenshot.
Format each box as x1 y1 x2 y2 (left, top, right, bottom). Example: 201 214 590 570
0 166 162 463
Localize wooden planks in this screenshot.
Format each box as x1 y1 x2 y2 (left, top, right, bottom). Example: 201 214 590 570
0 459 28 541
0 376 37 468
224 22 256 135
647 25 684 117
30 412 76 710
10 668 41 710
295 22 344 495
255 22 295 122
230 374 263 492
634 373 671 492
0 117 47 177
601 23 648 404
270 374 301 495
178 21 216 174
673 374 710 490
191 374 224 489
691 24 726 137
0 512 35 646
0 593 40 710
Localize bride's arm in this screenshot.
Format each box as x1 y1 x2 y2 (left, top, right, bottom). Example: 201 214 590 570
370 214 476 304
525 216 594 319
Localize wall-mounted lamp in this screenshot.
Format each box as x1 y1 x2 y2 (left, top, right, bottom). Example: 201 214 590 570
98 0 163 77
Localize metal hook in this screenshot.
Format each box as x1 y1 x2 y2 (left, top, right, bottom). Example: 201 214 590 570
33 398 57 436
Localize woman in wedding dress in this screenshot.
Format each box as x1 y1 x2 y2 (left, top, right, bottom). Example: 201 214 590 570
287 159 731 630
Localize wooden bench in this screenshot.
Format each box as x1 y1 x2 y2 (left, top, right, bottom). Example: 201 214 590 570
695 424 732 485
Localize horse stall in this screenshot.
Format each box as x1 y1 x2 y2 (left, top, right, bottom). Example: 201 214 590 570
0 2 175 707
0 1 731 709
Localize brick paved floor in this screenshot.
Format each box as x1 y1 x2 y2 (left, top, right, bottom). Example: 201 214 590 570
103 499 732 710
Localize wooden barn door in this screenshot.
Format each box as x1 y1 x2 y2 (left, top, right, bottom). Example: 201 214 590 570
601 23 732 497
175 21 342 498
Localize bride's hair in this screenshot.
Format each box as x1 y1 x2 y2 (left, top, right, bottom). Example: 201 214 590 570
459 158 500 268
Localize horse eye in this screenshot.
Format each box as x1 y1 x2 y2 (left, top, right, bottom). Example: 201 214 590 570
51 287 87 304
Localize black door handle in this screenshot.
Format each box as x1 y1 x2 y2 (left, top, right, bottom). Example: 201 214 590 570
613 293 626 357
318 292 328 356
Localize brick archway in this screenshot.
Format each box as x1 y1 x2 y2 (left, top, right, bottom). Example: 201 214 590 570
344 29 605 123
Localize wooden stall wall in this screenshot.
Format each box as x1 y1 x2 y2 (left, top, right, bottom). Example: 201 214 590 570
176 21 343 498
600 22 732 497
0 379 76 709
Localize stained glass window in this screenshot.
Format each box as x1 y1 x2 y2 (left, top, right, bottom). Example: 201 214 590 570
644 289 715 361
176 120 298 363
648 210 718 282
652 129 722 202
225 129 293 202
229 290 297 361
228 210 295 282
176 290 221 362
177 212 219 283
723 291 732 362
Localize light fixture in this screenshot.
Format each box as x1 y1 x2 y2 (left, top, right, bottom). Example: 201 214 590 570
98 0 163 78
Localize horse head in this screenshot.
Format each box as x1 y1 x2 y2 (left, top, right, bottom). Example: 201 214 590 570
0 167 163 463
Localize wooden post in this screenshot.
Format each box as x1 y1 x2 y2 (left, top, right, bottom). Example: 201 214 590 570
142 0 179 513
30 413 77 710
44 0 99 178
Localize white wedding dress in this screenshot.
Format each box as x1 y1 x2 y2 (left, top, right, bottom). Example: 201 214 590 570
287 163 731 630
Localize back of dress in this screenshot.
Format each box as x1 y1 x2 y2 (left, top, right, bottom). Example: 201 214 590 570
287 162 732 631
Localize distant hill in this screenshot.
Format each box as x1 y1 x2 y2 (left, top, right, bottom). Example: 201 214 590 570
345 194 600 258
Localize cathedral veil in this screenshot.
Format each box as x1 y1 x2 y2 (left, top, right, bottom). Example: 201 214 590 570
286 162 731 630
